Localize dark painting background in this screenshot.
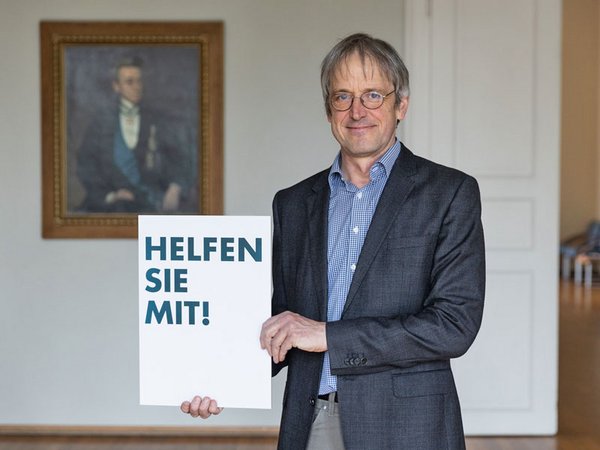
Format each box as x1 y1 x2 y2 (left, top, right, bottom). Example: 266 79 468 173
64 45 200 213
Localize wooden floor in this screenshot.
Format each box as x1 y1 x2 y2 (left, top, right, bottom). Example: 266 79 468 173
1 281 599 449
467 281 600 450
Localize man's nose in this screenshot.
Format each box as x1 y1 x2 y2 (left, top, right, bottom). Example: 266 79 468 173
349 96 367 120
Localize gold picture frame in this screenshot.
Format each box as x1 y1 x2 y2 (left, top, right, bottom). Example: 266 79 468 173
40 21 223 238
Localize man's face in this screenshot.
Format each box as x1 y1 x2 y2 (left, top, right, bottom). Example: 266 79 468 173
113 66 143 105
328 52 408 161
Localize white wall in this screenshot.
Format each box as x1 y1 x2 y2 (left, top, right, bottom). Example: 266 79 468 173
0 0 404 426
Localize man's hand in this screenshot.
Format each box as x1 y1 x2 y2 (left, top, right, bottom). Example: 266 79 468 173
106 188 135 204
162 182 182 212
260 311 327 363
180 396 223 419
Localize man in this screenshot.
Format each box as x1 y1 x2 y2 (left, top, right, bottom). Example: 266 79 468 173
181 33 485 450
77 57 188 213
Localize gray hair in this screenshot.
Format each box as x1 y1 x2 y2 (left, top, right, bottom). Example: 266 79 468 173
320 33 409 116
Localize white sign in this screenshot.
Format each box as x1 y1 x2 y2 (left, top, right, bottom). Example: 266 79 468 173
138 215 272 409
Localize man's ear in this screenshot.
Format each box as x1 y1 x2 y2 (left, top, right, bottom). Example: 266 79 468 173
112 81 120 94
395 96 409 122
326 108 333 123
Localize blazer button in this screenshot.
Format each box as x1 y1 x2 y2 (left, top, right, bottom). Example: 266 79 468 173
310 398 316 406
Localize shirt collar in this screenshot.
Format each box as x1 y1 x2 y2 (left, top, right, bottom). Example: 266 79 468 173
119 98 140 116
328 139 401 191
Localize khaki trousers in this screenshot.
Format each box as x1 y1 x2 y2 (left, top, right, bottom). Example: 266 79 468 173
305 393 345 450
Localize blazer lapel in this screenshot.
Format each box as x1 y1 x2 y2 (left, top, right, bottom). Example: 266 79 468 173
307 173 330 321
343 146 417 315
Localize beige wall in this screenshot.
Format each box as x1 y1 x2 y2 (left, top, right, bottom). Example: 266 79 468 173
0 0 405 428
561 0 599 239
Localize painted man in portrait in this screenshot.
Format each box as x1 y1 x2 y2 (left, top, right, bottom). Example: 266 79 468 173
76 57 188 213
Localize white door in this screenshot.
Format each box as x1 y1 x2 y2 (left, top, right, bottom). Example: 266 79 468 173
403 0 560 434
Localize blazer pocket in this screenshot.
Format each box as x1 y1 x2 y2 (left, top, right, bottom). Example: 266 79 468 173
385 235 436 270
390 370 453 450
392 369 452 398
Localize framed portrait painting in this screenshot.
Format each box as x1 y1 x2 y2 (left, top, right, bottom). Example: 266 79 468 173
40 21 223 238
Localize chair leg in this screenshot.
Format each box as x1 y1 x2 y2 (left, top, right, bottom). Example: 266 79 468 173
585 262 593 287
575 258 583 284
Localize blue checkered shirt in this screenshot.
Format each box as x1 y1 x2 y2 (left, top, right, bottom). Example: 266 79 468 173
318 140 401 395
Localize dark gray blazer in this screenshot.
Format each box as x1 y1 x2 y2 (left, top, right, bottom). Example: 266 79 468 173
272 144 485 450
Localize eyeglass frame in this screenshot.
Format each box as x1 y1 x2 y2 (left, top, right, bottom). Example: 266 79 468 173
329 89 396 112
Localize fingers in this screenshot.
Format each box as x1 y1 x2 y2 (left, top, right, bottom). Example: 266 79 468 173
180 396 222 419
260 311 327 363
190 395 202 418
260 312 290 361
260 311 304 363
275 336 293 364
208 399 223 415
199 396 212 418
259 314 282 350
269 327 293 364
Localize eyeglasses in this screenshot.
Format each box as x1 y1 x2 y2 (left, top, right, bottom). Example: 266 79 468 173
330 90 395 111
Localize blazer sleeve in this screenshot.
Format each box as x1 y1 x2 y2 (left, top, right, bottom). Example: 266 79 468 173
326 175 485 375
271 192 289 376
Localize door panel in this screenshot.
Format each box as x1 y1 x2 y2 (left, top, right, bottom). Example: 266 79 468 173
403 0 560 434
